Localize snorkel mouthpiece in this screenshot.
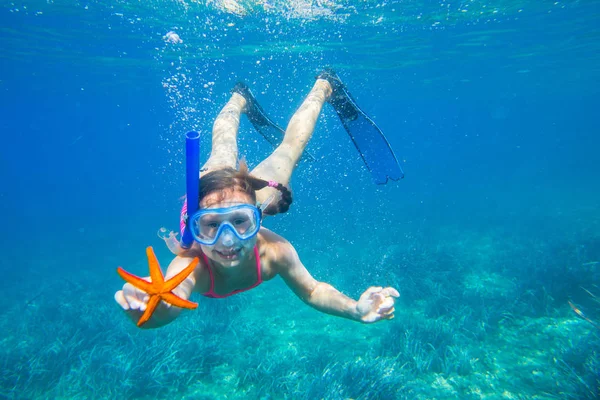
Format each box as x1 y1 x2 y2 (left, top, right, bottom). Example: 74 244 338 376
181 131 201 249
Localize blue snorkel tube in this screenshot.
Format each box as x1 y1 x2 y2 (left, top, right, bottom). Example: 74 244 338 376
180 131 200 249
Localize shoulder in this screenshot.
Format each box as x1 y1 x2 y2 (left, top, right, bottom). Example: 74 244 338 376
168 254 199 272
168 244 204 271
257 228 299 272
166 252 210 293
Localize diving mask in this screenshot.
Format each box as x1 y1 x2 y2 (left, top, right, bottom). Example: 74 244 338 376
189 204 262 246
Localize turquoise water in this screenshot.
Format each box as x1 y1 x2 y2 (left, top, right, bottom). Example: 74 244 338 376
1 0 599 398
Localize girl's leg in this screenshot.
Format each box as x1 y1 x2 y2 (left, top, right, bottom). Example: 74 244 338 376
200 92 247 176
251 79 332 203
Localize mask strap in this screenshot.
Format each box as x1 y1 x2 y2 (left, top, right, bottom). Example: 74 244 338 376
258 194 276 217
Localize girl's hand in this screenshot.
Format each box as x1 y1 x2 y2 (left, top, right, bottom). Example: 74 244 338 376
115 280 151 311
356 286 400 323
114 280 174 326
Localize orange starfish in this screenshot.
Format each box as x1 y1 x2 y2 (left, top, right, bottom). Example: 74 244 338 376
117 246 199 327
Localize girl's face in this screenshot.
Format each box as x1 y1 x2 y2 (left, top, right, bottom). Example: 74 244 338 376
198 189 257 267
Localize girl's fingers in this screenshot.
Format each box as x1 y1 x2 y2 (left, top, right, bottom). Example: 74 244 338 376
380 306 395 316
379 296 395 310
381 287 400 298
114 291 129 310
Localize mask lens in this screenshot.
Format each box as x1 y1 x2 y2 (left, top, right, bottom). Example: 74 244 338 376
198 214 222 239
228 211 254 235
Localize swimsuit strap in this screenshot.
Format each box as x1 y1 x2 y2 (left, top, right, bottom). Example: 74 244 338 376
202 246 262 298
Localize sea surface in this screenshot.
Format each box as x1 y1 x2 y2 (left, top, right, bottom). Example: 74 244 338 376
1 1 599 399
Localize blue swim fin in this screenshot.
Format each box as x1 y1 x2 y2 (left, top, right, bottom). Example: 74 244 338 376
233 82 315 162
318 69 404 184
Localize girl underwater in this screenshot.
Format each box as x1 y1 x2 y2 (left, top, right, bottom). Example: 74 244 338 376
114 70 400 329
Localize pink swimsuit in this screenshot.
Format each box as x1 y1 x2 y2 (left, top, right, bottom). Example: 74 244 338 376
201 246 263 298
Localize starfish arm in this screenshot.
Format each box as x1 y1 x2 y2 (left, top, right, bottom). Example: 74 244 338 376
163 257 200 292
161 292 198 309
146 247 165 286
137 295 162 327
117 267 156 294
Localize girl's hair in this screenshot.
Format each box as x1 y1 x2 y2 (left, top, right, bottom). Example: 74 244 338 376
199 161 292 216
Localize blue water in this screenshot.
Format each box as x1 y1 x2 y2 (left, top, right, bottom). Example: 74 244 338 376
1 1 599 399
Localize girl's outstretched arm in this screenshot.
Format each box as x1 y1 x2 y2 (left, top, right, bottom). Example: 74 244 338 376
272 240 399 323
